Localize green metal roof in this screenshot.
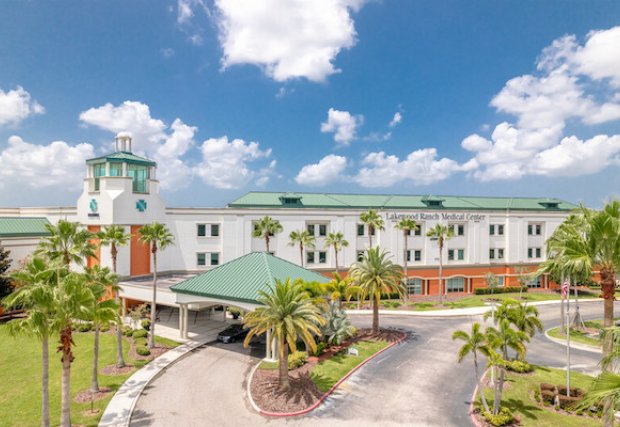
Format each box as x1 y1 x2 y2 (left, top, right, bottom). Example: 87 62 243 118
170 252 330 305
0 217 51 238
228 192 577 212
86 151 156 167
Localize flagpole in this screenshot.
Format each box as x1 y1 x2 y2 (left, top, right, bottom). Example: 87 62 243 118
566 275 571 397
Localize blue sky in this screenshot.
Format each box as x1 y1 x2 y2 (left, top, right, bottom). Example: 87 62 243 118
1 0 620 208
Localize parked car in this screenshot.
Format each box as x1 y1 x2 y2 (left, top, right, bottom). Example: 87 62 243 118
217 324 249 343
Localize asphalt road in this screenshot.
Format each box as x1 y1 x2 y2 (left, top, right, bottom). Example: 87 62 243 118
130 300 614 427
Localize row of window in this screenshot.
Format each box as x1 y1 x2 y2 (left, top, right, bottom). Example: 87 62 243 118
197 252 220 267
528 247 542 259
197 224 220 237
405 274 544 295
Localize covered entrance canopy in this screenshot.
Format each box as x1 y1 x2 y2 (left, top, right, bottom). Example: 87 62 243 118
170 252 331 345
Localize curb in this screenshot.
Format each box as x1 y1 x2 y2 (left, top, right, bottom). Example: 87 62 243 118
544 327 601 354
346 298 606 318
98 338 212 427
468 368 489 427
247 332 407 417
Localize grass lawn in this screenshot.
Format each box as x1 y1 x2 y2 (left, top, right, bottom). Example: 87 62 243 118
547 317 620 348
0 323 179 427
310 340 388 392
479 366 599 427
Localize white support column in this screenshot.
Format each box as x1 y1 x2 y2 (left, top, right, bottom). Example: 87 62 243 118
183 305 189 339
179 305 185 338
265 329 272 360
223 305 227 322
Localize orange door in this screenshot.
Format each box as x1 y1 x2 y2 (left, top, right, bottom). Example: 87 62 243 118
87 225 101 268
130 225 151 276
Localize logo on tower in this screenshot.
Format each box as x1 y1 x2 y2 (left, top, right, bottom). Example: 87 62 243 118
136 199 147 213
88 199 99 218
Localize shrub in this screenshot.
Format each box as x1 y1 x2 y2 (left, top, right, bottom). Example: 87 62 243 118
474 286 528 295
380 300 402 309
313 342 328 357
558 394 581 411
133 329 148 339
287 351 307 370
415 302 434 309
123 326 134 336
540 389 556 405
557 385 584 397
505 360 533 373
78 322 93 332
100 324 110 333
482 407 514 426
540 382 556 392
141 319 151 331
134 337 147 347
135 346 151 356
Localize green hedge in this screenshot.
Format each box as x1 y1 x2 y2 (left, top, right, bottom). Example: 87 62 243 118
287 351 307 370
474 286 528 295
135 346 151 356
482 407 514 426
132 329 148 339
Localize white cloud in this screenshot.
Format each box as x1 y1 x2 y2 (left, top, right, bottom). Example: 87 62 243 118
0 136 94 190
354 148 462 187
214 0 366 82
463 25 620 181
389 112 402 128
194 136 273 189
0 86 45 127
295 154 347 186
80 101 196 190
161 48 175 59
320 108 363 146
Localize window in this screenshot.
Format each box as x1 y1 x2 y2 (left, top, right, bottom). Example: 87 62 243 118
497 276 505 287
198 224 220 237
109 163 123 177
357 224 365 236
489 224 495 235
407 226 422 236
490 249 495 260
528 247 542 259
307 251 327 264
319 224 327 237
451 224 465 236
458 249 464 260
528 223 542 236
197 224 206 237
357 250 365 261
93 163 106 191
211 224 220 237
446 277 465 293
406 278 423 295
128 164 149 193
448 249 454 261
490 224 505 236
307 224 315 235
405 250 422 261
197 253 206 267
210 253 219 266
497 248 504 259
307 223 328 237
449 249 464 261
528 275 542 288
498 225 504 235
490 248 504 260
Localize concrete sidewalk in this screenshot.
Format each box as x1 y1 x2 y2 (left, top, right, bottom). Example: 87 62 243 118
346 298 604 318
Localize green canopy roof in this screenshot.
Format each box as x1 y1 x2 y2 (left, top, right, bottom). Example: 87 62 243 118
170 252 330 305
86 151 156 167
228 192 577 211
0 217 51 238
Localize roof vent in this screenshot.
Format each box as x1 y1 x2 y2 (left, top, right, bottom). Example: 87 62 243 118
539 199 561 209
421 195 445 208
115 132 133 153
279 194 302 206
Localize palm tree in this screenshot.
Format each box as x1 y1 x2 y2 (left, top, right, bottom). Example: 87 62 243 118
97 225 131 368
35 220 96 268
579 372 620 417
426 224 454 304
486 348 508 415
321 301 356 345
84 266 119 393
452 322 491 413
508 302 543 340
348 247 404 333
252 216 283 253
3 257 58 427
288 230 316 267
325 272 362 308
324 231 349 273
395 218 418 298
243 279 324 391
139 222 175 349
55 272 95 427
486 317 529 361
359 209 385 248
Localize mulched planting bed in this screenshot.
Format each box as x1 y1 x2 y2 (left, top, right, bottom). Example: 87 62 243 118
74 387 112 403
100 364 135 375
250 328 404 414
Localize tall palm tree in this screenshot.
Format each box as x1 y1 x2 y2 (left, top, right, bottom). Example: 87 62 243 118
359 209 385 248
395 218 418 298
508 302 543 340
139 222 175 349
325 272 362 308
288 230 316 267
97 225 131 368
3 258 58 427
324 231 349 273
84 266 119 393
348 247 404 333
243 279 324 391
252 216 283 253
452 322 491 413
35 220 96 268
485 317 529 361
426 224 454 304
54 272 95 427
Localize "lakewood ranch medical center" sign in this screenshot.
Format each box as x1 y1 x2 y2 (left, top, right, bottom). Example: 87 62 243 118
386 212 487 222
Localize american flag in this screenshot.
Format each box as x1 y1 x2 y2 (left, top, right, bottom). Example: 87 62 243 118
561 281 569 298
